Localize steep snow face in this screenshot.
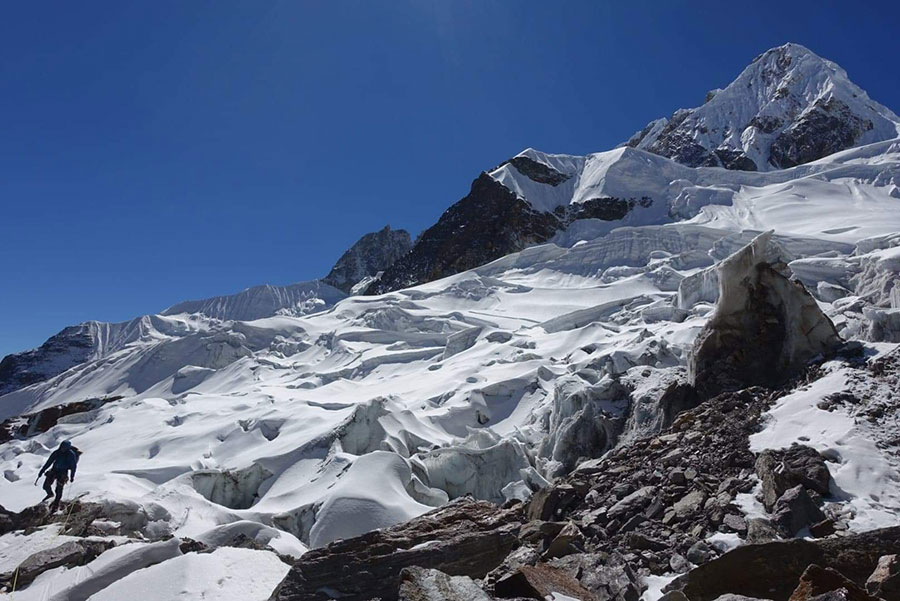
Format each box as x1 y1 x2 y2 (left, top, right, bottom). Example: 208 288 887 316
626 43 900 171
163 280 346 321
487 136 900 244
489 147 690 215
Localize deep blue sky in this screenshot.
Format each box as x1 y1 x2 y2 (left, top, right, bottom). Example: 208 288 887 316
2 1 899 357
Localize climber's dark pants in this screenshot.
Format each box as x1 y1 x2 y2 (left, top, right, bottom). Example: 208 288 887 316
43 469 68 511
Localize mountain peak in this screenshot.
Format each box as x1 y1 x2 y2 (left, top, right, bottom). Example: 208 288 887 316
752 42 817 62
323 225 412 294
626 43 899 171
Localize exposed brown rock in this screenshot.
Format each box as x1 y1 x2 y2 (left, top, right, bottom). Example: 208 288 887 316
866 554 900 601
665 526 900 601
788 565 877 601
494 563 599 600
270 498 521 601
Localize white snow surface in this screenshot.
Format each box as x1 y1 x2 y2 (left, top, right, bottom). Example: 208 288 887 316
87 547 289 601
750 361 900 531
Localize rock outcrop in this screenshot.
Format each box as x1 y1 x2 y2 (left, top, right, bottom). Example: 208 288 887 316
365 172 653 295
0 323 101 397
3 540 116 589
365 173 560 294
689 231 841 398
0 395 122 443
789 564 878 601
270 498 521 601
323 225 412 294
665 526 900 601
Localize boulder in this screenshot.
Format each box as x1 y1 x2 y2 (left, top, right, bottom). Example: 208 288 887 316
270 498 521 601
519 520 566 547
607 486 657 521
5 540 116 589
866 554 900 601
747 518 780 544
548 552 642 601
398 567 492 601
772 485 826 537
756 446 832 511
689 232 841 398
543 521 584 559
723 514 748 534
494 563 599 600
673 490 707 519
788 565 877 601
664 526 900 601
527 483 586 522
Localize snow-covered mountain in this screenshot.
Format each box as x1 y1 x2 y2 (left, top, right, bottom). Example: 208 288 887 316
1 44 899 601
625 43 900 171
369 45 900 295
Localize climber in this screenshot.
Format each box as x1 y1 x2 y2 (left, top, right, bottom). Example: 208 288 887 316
36 440 80 512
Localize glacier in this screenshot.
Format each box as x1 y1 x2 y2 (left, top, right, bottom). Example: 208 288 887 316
1 43 899 600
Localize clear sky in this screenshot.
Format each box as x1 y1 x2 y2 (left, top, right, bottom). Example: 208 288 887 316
2 0 898 357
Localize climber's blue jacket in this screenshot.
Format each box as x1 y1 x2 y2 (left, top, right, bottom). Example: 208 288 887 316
39 441 79 479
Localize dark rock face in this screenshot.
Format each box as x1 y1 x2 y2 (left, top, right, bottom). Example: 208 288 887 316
715 148 758 171
769 99 874 169
555 196 653 223
0 396 122 443
505 156 571 186
366 173 652 294
366 174 560 294
270 498 521 601
323 225 412 293
632 110 722 169
0 323 98 397
665 526 900 601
